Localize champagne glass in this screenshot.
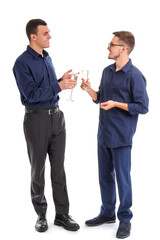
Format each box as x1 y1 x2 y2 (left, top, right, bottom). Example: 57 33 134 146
81 70 89 91
66 72 78 102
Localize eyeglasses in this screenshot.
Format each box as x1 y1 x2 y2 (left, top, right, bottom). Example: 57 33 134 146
108 42 124 48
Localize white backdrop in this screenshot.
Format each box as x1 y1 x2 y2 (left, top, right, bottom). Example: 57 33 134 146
0 0 160 239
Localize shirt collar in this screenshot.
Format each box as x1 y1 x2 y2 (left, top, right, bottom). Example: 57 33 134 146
27 45 49 58
110 59 132 73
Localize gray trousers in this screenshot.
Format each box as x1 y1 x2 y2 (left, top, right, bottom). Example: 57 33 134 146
23 108 69 216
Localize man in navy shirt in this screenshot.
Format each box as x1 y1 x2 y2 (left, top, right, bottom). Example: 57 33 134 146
81 31 149 238
13 19 79 232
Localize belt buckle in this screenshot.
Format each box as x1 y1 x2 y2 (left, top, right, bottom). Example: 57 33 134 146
48 109 53 115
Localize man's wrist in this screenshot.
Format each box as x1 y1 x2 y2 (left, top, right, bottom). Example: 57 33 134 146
114 101 118 107
114 101 128 111
85 87 91 93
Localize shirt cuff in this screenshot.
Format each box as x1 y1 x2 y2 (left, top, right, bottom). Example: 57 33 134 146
93 91 100 104
128 103 136 115
51 82 62 95
128 102 148 115
58 78 62 82
93 99 100 104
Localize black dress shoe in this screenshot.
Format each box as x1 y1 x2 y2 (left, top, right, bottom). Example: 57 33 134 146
35 215 48 232
116 222 131 239
85 214 116 226
54 214 80 231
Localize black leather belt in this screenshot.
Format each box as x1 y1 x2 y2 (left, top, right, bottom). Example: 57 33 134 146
25 106 59 115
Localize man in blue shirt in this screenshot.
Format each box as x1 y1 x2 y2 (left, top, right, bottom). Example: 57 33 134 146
81 31 149 238
13 19 79 233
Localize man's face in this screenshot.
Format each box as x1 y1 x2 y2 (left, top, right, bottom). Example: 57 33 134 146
33 25 51 49
107 36 124 60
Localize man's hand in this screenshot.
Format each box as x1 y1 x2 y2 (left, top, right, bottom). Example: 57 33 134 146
62 69 72 80
101 101 128 111
80 79 98 101
80 79 91 91
59 69 77 90
59 78 77 90
100 101 116 110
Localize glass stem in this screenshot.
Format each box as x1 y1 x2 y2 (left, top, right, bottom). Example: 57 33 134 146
70 89 73 101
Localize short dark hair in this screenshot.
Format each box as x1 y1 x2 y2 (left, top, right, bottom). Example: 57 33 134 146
26 19 47 41
113 31 135 54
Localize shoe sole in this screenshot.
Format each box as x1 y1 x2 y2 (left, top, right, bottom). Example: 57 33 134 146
54 220 80 231
85 219 116 226
116 233 130 239
35 225 48 232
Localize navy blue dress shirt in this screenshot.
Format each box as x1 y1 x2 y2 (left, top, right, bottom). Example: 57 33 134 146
13 46 61 109
95 59 149 148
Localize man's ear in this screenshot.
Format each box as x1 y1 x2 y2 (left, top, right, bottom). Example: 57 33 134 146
30 34 36 41
122 45 129 54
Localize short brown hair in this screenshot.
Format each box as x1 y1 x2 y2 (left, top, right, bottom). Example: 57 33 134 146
113 31 135 54
26 19 47 41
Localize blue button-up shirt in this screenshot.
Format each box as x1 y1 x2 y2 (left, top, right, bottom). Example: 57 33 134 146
95 59 149 148
13 46 61 109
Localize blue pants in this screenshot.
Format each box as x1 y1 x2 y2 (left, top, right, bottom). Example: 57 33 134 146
98 143 133 223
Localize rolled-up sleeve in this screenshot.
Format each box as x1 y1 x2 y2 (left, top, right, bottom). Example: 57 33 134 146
93 90 100 104
128 72 149 115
